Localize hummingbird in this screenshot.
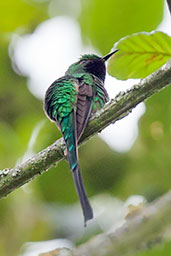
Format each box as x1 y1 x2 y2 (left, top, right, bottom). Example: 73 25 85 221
44 50 118 226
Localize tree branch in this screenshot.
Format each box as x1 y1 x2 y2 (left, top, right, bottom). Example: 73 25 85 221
40 191 171 256
0 61 171 198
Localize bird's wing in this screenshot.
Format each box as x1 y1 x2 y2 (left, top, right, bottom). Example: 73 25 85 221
44 76 79 167
44 76 77 121
92 76 109 113
44 76 93 224
76 80 93 140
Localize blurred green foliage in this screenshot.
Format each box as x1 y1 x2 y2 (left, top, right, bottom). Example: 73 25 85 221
0 0 170 255
116 85 171 201
79 0 164 53
0 0 48 33
135 242 171 256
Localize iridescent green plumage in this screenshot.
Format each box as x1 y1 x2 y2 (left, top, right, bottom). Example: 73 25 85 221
44 50 118 225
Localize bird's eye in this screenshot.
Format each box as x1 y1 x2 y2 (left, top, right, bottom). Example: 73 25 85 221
81 60 86 64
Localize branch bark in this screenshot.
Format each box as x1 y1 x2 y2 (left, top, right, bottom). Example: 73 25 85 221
0 61 171 199
40 191 171 256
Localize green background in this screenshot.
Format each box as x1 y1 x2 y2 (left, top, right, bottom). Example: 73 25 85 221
0 0 170 255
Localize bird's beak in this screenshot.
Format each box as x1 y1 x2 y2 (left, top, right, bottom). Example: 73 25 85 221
103 49 119 61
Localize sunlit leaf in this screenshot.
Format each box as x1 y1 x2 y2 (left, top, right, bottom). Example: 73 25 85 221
107 31 171 80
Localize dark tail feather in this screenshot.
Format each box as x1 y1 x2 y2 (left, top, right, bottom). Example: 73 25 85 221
61 112 93 225
72 165 93 226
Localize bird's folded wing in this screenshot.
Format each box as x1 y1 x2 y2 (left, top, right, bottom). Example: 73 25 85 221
92 76 109 112
76 82 93 140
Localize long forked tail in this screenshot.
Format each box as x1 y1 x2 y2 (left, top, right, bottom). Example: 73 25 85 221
60 112 93 225
72 165 93 226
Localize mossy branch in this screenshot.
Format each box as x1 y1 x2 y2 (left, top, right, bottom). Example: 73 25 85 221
0 60 171 198
40 191 171 256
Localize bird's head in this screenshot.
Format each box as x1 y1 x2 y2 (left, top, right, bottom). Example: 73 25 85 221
66 50 118 82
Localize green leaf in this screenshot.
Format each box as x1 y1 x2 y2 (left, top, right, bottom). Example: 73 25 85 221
107 31 171 80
